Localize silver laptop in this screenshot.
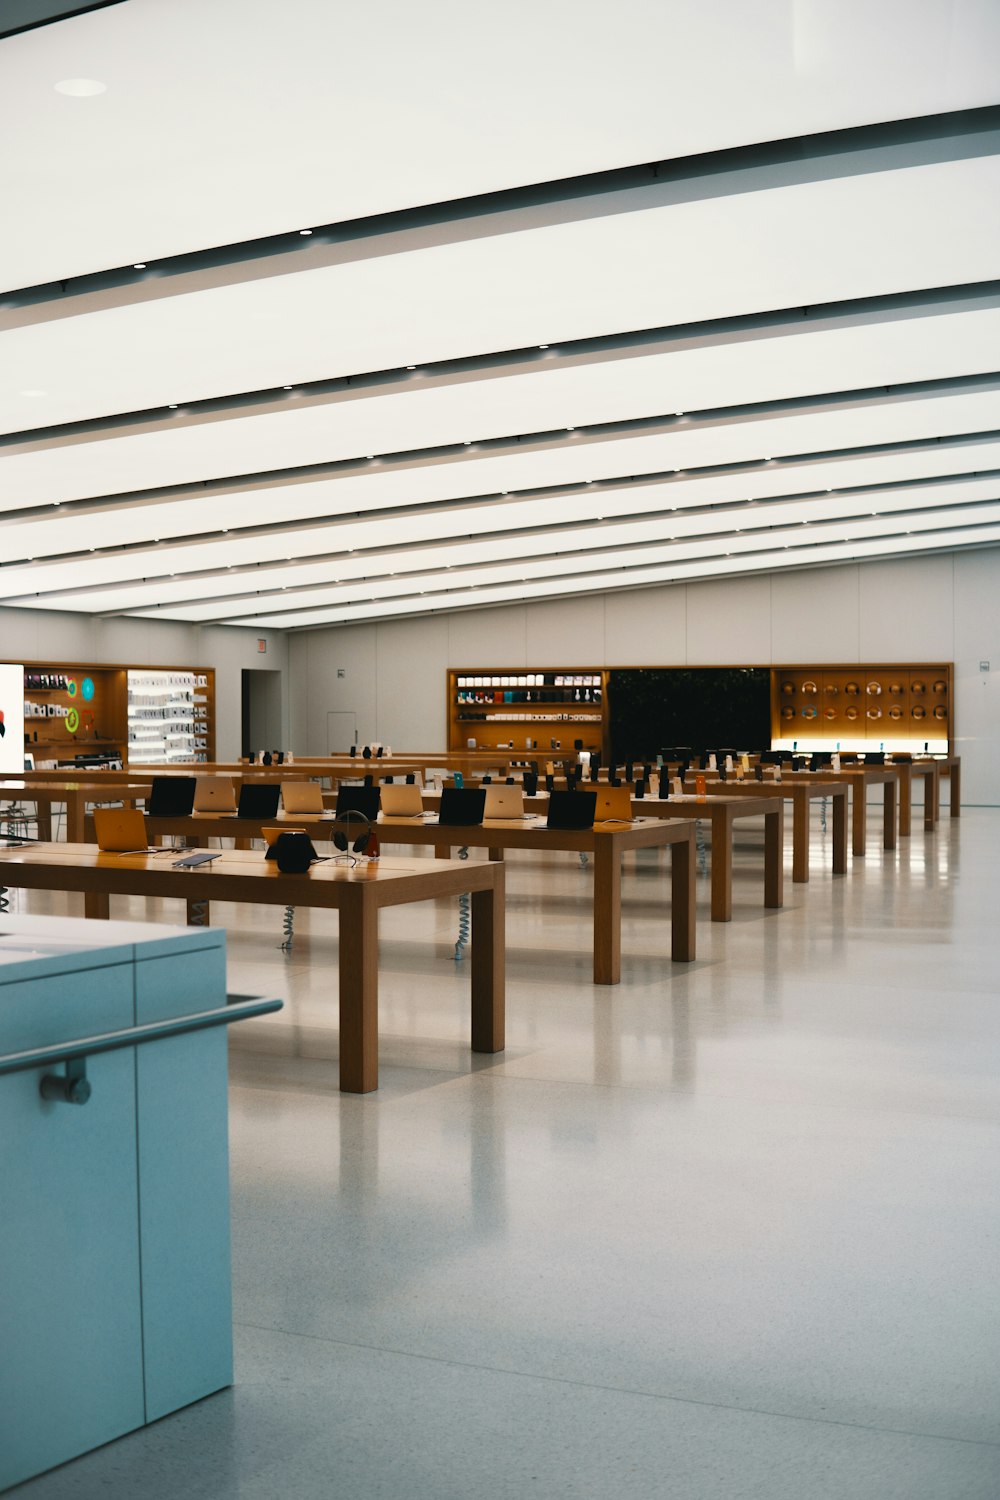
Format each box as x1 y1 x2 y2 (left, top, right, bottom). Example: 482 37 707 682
281 781 325 814
483 784 530 820
380 783 425 817
193 776 237 813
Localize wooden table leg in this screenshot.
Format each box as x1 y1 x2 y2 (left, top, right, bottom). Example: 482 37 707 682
949 761 960 817
764 806 784 908
471 878 505 1053
338 888 379 1093
897 766 912 838
84 890 109 919
670 833 696 961
487 847 503 862
66 792 85 843
710 809 732 921
434 843 451 860
791 788 809 882
832 790 848 875
36 807 52 841
852 781 867 856
883 780 897 850
593 834 621 984
922 770 936 831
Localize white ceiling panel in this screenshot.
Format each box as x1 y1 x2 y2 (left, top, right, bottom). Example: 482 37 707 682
3 386 999 567
3 293 1000 510
3 147 1000 435
3 0 998 289
4 445 999 609
46 471 1000 620
3 5 1000 624
222 523 1000 630
117 496 1000 625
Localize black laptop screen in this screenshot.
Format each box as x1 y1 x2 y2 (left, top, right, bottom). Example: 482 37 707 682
546 790 597 830
438 787 487 827
237 783 281 819
147 776 196 817
335 785 381 821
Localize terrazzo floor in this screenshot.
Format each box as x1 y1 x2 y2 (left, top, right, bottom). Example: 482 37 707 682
8 802 1000 1498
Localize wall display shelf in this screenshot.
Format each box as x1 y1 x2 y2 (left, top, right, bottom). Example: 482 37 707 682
448 670 608 756
771 663 952 753
127 669 209 765
8 660 215 767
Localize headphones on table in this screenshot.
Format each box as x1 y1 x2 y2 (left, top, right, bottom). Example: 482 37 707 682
333 808 373 855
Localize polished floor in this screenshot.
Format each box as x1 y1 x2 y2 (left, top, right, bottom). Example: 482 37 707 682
10 804 1000 1498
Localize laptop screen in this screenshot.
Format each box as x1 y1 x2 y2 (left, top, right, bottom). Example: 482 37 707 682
438 787 487 826
335 785 381 821
237 782 281 819
147 776 196 817
546 791 597 831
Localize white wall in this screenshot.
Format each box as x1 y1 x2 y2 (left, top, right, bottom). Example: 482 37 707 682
288 547 1000 804
0 607 288 762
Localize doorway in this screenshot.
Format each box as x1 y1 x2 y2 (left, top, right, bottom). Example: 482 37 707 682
241 669 283 757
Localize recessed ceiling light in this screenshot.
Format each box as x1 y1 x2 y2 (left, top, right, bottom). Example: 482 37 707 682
539 344 549 350
133 262 146 270
168 404 178 410
55 78 106 97
298 229 313 236
282 385 293 391
406 365 416 371
19 389 46 398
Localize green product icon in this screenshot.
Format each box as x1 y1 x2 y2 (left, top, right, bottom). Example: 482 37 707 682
66 707 80 734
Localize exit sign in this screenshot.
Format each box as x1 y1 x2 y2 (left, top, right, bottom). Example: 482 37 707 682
257 639 267 654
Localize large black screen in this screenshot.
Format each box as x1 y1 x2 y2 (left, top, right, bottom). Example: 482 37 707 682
608 668 771 762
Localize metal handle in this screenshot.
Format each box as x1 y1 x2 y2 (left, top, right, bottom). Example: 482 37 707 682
0 995 282 1107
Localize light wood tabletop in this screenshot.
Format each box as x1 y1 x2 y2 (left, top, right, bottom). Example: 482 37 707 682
133 810 698 985
0 842 504 1094
0 779 152 841
680 777 848 884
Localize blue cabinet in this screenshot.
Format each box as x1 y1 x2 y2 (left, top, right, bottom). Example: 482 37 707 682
0 916 234 1490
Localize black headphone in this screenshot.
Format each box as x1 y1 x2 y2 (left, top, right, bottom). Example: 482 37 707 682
333 808 372 854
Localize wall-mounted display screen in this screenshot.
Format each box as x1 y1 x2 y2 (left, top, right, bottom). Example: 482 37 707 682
608 668 771 761
0 663 25 774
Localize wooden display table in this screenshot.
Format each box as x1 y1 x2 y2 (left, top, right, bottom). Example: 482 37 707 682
773 767 898 856
0 844 503 1094
913 755 961 819
418 790 783 921
682 779 847 884
134 811 697 986
606 795 783 921
0 778 151 841
889 762 938 836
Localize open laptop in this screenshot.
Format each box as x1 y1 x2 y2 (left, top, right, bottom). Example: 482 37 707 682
93 806 150 853
237 783 281 819
194 777 237 813
545 790 597 831
438 787 487 826
483 784 532 821
335 785 381 821
380 783 426 817
281 781 325 814
592 785 634 823
147 776 196 817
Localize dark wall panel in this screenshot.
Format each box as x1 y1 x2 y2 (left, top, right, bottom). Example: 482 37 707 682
608 668 771 761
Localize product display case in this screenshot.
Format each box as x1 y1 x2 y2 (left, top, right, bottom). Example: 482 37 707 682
448 670 608 756
9 660 215 767
127 670 214 765
771 664 952 753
